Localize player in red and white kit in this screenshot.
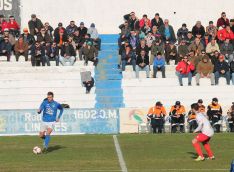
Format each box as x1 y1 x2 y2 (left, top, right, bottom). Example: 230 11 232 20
191 103 215 161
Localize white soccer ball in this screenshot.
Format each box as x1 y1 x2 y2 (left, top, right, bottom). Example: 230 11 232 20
33 146 42 154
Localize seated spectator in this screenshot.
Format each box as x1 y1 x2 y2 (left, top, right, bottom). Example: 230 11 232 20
68 35 76 50
7 16 20 37
165 41 178 64
3 28 16 51
81 71 94 94
136 39 149 57
230 19 234 33
188 37 204 56
206 21 217 38
129 30 140 52
153 52 166 78
54 23 67 40
73 30 85 59
220 38 234 63
177 23 188 43
0 15 8 33
139 14 151 29
135 50 150 78
87 23 101 50
151 13 163 29
77 22 88 38
194 50 208 69
44 22 54 38
151 25 162 41
217 26 234 43
150 39 164 64
176 55 195 86
230 58 234 85
21 28 35 50
14 36 29 61
28 14 43 36
45 42 59 66
207 98 222 133
0 36 12 61
201 33 211 48
195 56 215 86
159 19 176 42
121 45 136 71
141 22 151 35
169 101 186 133
206 39 220 56
66 21 78 35
147 101 166 134
83 42 98 66
217 12 230 29
178 39 189 61
185 31 194 46
214 54 230 85
145 31 155 49
227 102 234 132
119 21 130 37
31 41 46 66
59 41 76 66
54 29 67 48
210 50 220 65
123 12 140 31
192 21 205 38
37 27 52 46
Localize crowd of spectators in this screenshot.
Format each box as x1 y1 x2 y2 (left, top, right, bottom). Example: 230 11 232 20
0 14 101 66
118 12 234 85
147 98 234 133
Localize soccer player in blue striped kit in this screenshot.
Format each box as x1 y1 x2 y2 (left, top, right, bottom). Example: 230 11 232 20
38 92 64 153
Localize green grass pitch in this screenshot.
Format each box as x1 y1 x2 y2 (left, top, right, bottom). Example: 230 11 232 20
0 134 233 172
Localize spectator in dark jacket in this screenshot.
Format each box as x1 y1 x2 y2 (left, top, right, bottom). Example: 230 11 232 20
54 29 68 48
54 23 67 40
44 22 54 38
73 30 85 60
36 27 52 46
66 21 78 35
217 12 230 29
31 41 46 66
150 39 164 64
121 45 136 71
135 50 150 78
14 36 28 61
153 52 166 78
165 41 178 64
124 12 140 31
178 39 189 61
129 30 140 51
151 13 164 29
83 77 94 94
201 33 211 48
185 31 194 46
77 22 88 38
210 50 220 65
192 21 205 38
21 28 35 50
119 21 130 37
159 19 176 42
214 54 230 85
177 23 188 43
59 41 76 66
45 42 59 66
82 42 98 66
0 36 12 61
230 58 234 85
28 14 43 36
136 39 149 57
220 38 234 63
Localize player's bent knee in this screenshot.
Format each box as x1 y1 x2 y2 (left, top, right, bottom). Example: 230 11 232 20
46 128 53 135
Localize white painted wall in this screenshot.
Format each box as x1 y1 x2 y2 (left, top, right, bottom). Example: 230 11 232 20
20 0 234 34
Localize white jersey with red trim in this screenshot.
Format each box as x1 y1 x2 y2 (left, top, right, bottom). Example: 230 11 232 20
194 112 214 137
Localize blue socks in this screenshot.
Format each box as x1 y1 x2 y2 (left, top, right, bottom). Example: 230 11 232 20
44 135 51 149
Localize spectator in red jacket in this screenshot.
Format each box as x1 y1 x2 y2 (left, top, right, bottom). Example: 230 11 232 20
7 16 20 37
0 15 8 33
176 55 195 86
217 12 230 29
139 14 151 29
217 26 234 42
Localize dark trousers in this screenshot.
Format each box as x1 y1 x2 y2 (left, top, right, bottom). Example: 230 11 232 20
151 118 164 133
166 55 178 65
83 81 94 93
0 52 11 61
93 38 102 50
84 57 99 66
15 51 28 61
208 114 221 133
188 119 198 133
31 55 46 66
122 59 136 71
171 115 185 133
153 66 166 78
214 71 230 85
45 55 59 66
228 118 234 132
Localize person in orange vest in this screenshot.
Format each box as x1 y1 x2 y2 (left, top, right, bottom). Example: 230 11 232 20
147 101 167 133
169 101 186 133
207 98 222 133
187 99 205 133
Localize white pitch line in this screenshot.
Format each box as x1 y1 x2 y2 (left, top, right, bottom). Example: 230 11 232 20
113 135 128 172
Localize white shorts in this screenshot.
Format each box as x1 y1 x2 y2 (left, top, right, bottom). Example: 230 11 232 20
40 121 55 132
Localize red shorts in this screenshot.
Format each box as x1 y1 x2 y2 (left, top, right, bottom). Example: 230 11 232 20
196 133 210 143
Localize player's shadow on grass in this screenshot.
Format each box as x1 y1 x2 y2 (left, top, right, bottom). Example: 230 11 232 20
187 152 208 159
47 145 66 153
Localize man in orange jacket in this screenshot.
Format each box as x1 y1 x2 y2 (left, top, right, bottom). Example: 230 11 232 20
147 101 166 133
170 101 186 133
